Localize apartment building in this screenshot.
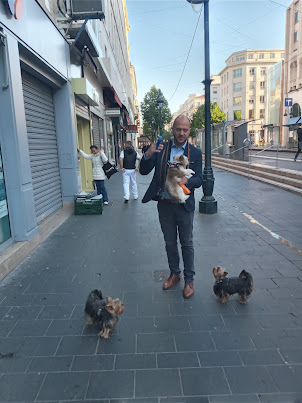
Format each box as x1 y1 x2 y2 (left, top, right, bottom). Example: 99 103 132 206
174 93 205 119
283 0 302 147
219 49 284 145
210 74 221 107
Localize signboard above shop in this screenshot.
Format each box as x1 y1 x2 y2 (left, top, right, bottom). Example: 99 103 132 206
124 125 138 133
105 108 121 117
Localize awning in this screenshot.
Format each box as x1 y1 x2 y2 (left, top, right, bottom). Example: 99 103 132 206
283 117 301 127
114 92 122 108
104 86 123 108
262 123 273 128
224 119 242 125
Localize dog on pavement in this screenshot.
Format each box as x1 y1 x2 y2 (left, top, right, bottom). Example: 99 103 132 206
165 155 195 203
212 267 254 304
85 289 124 338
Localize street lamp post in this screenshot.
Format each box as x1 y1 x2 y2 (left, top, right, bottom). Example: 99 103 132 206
151 116 156 142
157 89 164 139
186 0 217 214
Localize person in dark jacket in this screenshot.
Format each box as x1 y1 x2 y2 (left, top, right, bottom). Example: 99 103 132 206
139 115 202 299
119 141 141 203
294 124 302 161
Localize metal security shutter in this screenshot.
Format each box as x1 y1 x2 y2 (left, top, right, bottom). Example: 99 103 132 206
75 97 90 120
92 114 101 149
21 71 62 222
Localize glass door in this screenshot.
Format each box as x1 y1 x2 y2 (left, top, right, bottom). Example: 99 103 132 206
0 151 11 244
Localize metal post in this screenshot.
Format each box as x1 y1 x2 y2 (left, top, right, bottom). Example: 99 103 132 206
222 120 226 157
276 144 279 169
159 106 162 138
199 0 217 214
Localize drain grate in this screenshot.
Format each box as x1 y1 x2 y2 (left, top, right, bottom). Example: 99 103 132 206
153 270 184 282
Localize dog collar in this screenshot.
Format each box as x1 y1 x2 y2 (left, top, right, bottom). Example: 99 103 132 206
167 162 181 168
216 278 229 284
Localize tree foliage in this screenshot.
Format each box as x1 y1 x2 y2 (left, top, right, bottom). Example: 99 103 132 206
190 102 226 137
140 85 172 142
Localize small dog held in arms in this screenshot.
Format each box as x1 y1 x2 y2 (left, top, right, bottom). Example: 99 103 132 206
85 289 124 338
213 267 254 304
165 155 195 203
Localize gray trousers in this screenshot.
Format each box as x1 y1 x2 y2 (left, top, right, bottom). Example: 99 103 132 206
157 201 195 282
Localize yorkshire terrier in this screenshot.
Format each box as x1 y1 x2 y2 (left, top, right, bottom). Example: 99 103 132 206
165 155 195 203
85 289 124 338
212 267 254 304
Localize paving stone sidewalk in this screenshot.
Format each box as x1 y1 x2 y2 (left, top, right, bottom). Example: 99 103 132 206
0 167 302 403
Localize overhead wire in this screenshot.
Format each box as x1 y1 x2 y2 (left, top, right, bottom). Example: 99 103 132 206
168 4 203 102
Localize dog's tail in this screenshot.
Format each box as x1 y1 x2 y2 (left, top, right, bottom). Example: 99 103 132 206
239 270 254 289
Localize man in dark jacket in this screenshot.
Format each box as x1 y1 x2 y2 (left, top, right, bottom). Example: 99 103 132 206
139 115 202 298
294 124 302 161
119 141 141 203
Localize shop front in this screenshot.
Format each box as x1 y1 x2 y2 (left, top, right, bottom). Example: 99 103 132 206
0 151 10 247
0 0 78 266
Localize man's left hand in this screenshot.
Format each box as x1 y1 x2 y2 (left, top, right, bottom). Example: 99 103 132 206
179 177 188 185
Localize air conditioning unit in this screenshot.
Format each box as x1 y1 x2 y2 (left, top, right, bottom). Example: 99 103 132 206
70 0 105 20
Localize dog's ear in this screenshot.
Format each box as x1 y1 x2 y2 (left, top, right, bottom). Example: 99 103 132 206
212 268 218 278
105 302 115 314
106 296 113 303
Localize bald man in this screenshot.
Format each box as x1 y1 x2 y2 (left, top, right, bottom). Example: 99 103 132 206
140 115 202 299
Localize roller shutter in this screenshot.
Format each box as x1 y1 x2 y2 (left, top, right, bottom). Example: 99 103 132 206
92 114 101 149
75 97 90 120
21 71 62 222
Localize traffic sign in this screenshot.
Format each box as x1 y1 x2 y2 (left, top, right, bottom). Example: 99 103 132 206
285 98 293 107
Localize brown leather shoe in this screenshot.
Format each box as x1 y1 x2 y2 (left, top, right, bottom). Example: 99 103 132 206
163 273 180 290
183 281 194 299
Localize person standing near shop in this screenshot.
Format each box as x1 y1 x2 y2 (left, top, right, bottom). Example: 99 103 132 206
77 145 109 205
294 124 302 162
119 141 141 203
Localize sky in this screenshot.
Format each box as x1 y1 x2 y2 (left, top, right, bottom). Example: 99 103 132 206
126 0 292 114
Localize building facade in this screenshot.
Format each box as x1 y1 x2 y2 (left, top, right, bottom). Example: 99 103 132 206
219 49 284 146
210 74 221 107
0 0 137 276
0 0 77 260
283 0 302 148
174 93 205 120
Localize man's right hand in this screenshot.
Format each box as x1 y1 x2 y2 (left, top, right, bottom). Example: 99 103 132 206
145 143 164 159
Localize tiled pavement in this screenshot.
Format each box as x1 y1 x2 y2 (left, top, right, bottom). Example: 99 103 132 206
0 167 302 402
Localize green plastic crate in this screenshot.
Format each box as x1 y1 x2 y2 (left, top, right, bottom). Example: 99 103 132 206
74 197 103 215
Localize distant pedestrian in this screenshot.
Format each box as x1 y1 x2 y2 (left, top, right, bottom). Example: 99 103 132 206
77 145 109 205
294 124 302 162
139 115 202 299
119 141 141 203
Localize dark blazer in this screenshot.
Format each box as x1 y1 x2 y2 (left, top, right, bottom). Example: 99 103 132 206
139 140 202 212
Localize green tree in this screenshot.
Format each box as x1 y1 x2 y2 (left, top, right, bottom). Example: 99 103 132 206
141 85 172 142
190 102 226 137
